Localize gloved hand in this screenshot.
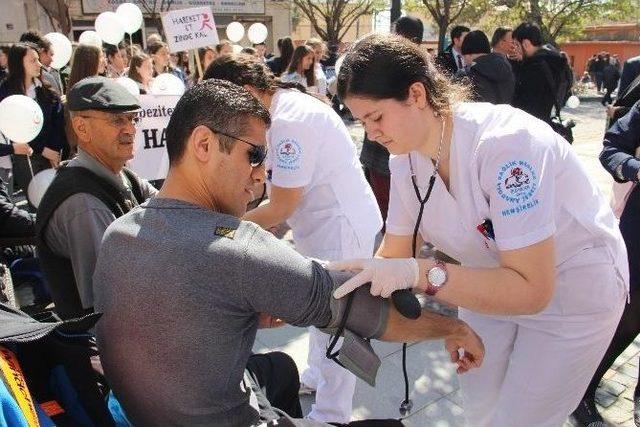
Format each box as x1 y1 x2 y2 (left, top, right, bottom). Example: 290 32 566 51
326 258 420 299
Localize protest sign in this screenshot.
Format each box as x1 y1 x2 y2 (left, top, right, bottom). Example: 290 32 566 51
161 6 220 53
129 94 179 181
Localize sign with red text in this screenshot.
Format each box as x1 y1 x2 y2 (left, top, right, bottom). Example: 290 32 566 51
161 6 219 52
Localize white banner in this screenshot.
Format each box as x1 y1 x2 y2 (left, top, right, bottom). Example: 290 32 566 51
161 6 220 53
129 94 179 181
82 0 265 15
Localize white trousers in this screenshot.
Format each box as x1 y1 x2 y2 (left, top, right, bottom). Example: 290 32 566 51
298 220 376 424
459 252 627 427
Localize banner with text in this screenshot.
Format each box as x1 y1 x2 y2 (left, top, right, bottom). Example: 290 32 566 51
161 6 220 52
129 94 179 181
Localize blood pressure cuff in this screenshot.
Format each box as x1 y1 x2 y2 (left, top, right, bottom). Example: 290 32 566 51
319 270 390 340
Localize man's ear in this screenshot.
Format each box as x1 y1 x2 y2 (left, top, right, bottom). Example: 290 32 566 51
189 125 216 163
71 116 90 143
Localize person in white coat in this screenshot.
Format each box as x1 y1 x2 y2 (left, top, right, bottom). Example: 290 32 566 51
204 55 383 424
329 33 629 427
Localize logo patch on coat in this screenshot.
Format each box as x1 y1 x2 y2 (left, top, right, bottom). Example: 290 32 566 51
275 138 302 171
496 160 540 217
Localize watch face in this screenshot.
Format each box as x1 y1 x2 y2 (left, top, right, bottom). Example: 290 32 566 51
428 266 447 287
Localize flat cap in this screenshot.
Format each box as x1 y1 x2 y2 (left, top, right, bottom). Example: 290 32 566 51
67 76 140 112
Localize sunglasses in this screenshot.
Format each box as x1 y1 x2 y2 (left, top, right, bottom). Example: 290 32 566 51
208 128 268 168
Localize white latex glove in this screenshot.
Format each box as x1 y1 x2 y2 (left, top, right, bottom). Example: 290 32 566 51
326 258 420 299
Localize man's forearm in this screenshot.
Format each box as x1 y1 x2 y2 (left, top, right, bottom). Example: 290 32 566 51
243 202 285 229
379 303 466 343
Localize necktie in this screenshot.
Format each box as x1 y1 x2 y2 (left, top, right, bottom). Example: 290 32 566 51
457 55 463 70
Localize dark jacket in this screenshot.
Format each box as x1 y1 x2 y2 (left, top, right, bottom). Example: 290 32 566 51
603 63 621 91
0 80 66 156
511 47 567 123
618 55 640 98
457 53 515 104
600 100 640 219
0 178 34 238
266 56 285 76
436 44 459 76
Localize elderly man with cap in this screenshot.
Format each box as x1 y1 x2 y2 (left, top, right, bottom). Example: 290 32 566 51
35 76 157 320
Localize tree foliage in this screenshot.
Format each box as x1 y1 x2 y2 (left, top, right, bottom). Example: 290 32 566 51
292 0 383 44
138 0 175 37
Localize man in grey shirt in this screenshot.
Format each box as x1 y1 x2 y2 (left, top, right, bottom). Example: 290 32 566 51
36 77 157 319
93 79 484 426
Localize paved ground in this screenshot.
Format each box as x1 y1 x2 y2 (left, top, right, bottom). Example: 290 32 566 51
255 98 640 426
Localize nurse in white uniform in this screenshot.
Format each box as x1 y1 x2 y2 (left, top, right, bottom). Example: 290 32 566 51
205 55 383 423
329 34 629 427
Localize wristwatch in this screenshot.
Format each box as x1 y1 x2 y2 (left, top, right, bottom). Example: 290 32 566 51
425 260 448 296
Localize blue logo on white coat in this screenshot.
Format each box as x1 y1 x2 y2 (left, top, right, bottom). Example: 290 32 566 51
496 160 539 217
276 138 302 171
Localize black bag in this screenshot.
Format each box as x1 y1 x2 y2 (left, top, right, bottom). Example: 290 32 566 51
541 60 576 144
0 303 115 426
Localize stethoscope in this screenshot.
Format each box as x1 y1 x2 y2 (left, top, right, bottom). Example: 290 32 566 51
396 116 445 416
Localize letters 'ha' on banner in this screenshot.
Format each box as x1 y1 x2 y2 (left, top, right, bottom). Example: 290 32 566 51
129 94 180 181
161 6 220 53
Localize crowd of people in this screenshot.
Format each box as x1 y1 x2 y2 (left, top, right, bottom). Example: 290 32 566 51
0 17 639 427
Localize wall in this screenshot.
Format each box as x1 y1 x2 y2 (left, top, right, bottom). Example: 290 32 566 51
561 41 640 77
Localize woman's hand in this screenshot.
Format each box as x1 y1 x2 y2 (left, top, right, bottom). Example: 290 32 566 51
12 143 33 156
326 258 420 299
41 147 60 169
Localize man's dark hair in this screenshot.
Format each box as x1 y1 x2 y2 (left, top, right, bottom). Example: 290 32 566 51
450 25 470 42
165 79 271 165
19 30 43 46
393 16 424 44
513 22 543 47
105 42 126 58
491 26 512 47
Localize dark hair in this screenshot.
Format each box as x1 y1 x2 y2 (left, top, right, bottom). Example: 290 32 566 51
127 52 151 84
0 44 10 56
461 30 491 55
278 37 294 75
5 42 56 100
287 45 315 87
241 47 256 55
19 30 45 48
491 26 512 47
337 34 469 115
203 53 306 93
394 16 424 44
215 40 232 54
165 79 270 165
67 44 102 93
253 42 266 47
450 25 470 42
5 42 39 95
105 42 126 58
147 41 168 55
513 22 543 47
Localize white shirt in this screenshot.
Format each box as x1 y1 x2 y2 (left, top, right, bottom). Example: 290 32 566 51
267 89 382 257
387 103 629 285
452 47 465 71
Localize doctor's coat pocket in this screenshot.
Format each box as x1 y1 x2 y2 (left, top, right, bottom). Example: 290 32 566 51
546 251 625 317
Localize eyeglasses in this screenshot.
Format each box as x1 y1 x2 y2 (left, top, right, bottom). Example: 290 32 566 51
77 113 141 128
208 127 268 168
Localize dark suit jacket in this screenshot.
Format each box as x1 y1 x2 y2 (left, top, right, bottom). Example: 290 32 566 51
436 45 459 76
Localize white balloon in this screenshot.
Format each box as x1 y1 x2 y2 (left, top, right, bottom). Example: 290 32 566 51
116 3 143 34
334 55 346 79
226 22 245 43
150 73 185 96
44 32 72 69
566 95 580 109
78 30 103 48
247 23 268 44
95 11 125 45
232 44 243 54
0 95 43 143
116 77 140 97
27 169 56 208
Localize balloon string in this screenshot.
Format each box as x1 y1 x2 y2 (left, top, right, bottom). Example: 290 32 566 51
26 155 33 179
